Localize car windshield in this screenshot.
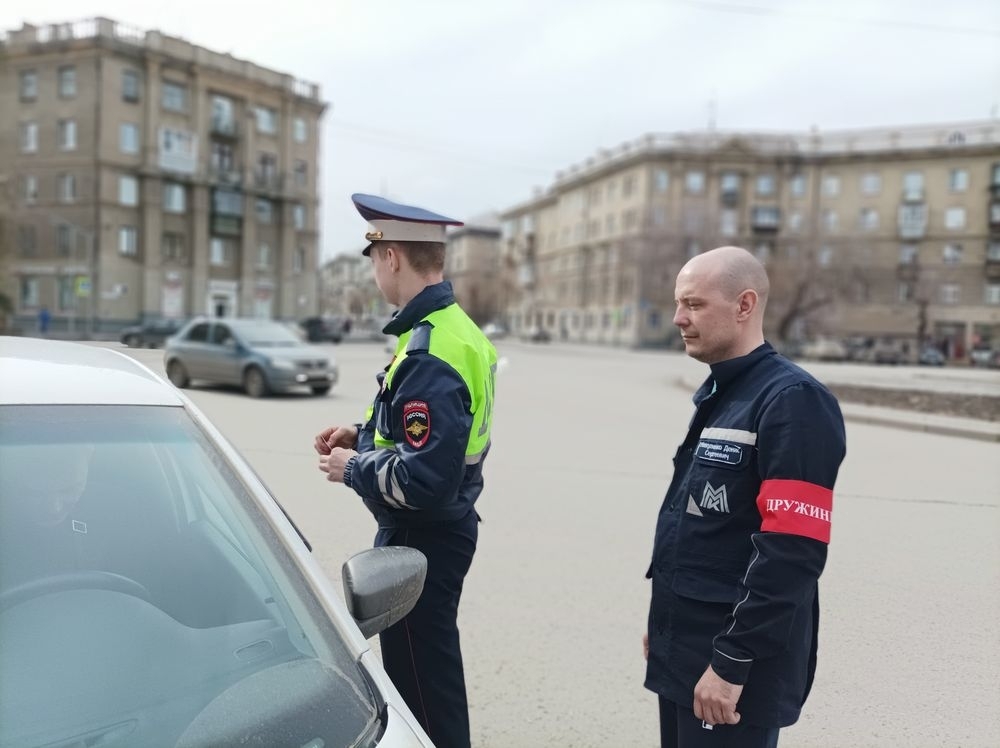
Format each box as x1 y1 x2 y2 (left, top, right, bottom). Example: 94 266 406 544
235 322 303 347
0 404 380 748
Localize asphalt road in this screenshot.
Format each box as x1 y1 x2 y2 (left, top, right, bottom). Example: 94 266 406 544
118 340 1000 748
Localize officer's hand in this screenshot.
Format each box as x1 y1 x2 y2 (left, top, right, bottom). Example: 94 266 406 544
314 425 357 455
642 633 649 661
319 447 358 483
693 666 742 727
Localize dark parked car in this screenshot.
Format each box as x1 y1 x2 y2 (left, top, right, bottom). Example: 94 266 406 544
918 347 946 366
0 336 434 747
164 318 338 397
120 319 183 348
299 316 343 343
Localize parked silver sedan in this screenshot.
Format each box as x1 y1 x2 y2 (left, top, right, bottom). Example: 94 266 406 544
164 317 338 397
0 336 432 747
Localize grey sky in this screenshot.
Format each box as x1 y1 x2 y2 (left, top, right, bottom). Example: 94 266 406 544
4 0 999 260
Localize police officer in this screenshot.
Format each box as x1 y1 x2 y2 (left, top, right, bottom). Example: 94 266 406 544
644 246 846 747
316 194 497 748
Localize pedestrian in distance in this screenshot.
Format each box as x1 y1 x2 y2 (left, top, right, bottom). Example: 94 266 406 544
644 246 847 748
37 306 51 336
315 193 498 748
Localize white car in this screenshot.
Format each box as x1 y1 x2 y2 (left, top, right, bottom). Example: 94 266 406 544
0 337 433 747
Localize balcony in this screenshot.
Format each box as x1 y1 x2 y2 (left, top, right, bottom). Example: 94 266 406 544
985 259 1000 280
209 165 243 187
210 116 239 138
897 203 927 240
896 263 920 281
990 201 1000 230
253 170 283 194
750 206 780 232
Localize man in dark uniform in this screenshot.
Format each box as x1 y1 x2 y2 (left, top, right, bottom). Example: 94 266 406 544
316 194 497 748
644 246 846 747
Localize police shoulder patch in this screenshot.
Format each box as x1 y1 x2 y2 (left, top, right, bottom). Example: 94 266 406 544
403 400 431 448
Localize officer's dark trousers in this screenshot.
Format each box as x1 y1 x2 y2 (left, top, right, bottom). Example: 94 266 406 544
377 511 478 748
659 697 780 748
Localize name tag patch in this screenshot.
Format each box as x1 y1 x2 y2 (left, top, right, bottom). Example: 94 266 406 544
695 440 744 465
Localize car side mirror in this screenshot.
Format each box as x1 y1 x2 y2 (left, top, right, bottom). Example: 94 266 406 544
341 547 426 639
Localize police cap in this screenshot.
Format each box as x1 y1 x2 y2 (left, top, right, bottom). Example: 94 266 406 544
352 193 464 256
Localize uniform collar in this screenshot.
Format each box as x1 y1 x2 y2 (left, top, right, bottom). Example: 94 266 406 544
383 281 455 336
694 342 775 404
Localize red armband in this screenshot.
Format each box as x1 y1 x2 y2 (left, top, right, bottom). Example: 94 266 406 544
756 479 833 543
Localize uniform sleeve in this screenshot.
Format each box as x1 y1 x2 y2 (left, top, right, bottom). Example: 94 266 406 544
348 354 473 512
711 382 846 684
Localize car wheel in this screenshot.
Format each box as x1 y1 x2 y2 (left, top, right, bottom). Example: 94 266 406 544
124 334 139 348
243 366 270 398
310 385 331 396
166 360 190 388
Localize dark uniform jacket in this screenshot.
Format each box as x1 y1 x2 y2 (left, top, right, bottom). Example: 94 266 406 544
645 342 846 727
345 281 495 529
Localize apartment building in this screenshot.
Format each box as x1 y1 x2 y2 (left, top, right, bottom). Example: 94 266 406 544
500 121 1000 356
0 17 326 336
445 221 503 323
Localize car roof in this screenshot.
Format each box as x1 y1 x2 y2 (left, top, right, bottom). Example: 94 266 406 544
0 336 184 406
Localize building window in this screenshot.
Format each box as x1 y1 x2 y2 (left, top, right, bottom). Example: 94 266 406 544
622 175 637 198
21 277 40 308
294 160 308 188
818 246 833 266
59 119 78 151
58 174 76 203
22 175 38 203
897 282 915 303
685 171 705 194
211 95 236 134
948 168 969 193
257 243 271 268
944 207 966 230
859 208 879 231
755 174 775 196
939 283 960 305
20 122 38 153
754 243 771 263
293 204 306 230
985 284 1000 305
58 66 77 98
942 243 963 264
903 171 924 199
213 189 243 216
210 238 229 266
119 175 139 206
899 244 918 264
293 246 306 273
56 224 72 256
120 122 140 154
988 242 1000 261
822 210 838 233
651 205 667 227
162 232 185 262
210 142 236 174
256 152 278 186
720 209 738 237
787 211 803 233
163 182 186 213
654 169 669 193
790 174 806 197
19 70 38 101
822 174 840 197
255 106 278 134
861 172 881 196
58 276 76 312
605 214 616 234
18 225 37 256
721 173 740 194
293 117 307 143
122 70 140 102
162 81 188 112
255 198 273 224
118 226 138 256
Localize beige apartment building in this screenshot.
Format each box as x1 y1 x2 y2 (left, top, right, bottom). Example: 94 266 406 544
0 17 326 336
445 222 503 323
500 120 1000 358
319 252 391 325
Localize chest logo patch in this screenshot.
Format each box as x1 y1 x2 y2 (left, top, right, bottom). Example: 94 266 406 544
403 400 431 448
699 482 730 513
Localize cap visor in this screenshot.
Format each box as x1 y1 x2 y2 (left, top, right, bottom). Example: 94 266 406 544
362 243 374 257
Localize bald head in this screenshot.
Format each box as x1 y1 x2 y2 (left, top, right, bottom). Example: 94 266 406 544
681 246 770 310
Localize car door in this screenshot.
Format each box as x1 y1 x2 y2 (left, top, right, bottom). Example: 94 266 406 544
175 322 213 379
205 323 244 385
